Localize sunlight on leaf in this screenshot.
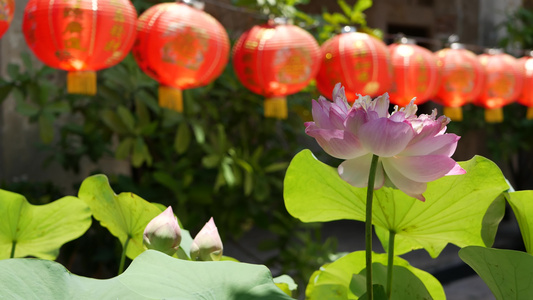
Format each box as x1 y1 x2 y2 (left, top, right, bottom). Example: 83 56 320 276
506 190 533 254
0 190 91 260
305 251 444 300
284 150 509 257
0 250 293 299
459 246 533 300
78 174 166 260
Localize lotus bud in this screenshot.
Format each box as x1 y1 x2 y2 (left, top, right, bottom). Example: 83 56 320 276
143 206 182 256
190 217 223 261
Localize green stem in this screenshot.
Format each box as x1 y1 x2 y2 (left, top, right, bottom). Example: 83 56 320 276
118 236 131 275
386 230 396 299
10 241 16 258
365 154 380 300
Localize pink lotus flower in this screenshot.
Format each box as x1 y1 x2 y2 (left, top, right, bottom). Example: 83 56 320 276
190 217 223 261
305 83 466 201
143 206 182 256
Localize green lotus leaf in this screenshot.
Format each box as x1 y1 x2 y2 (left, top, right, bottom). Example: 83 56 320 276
284 150 508 257
506 190 533 254
78 174 168 259
0 250 292 299
305 250 444 299
459 246 533 300
0 190 91 260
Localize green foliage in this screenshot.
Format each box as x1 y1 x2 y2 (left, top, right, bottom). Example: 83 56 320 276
352 264 431 300
78 174 194 260
0 190 91 260
316 0 382 42
0 250 292 299
305 251 444 299
498 7 533 49
506 190 533 254
284 150 509 257
447 104 533 190
231 0 310 19
273 274 298 297
459 246 533 300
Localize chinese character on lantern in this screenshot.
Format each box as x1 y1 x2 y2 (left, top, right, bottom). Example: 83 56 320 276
22 0 137 95
517 50 533 119
433 43 485 121
475 48 523 122
232 18 320 119
316 26 392 103
388 37 441 107
133 1 230 112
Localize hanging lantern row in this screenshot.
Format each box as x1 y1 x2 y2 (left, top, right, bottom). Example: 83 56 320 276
14 0 533 121
22 0 137 95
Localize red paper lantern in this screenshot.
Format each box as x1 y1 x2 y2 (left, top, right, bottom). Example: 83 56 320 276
475 49 523 122
433 43 485 121
388 37 440 107
232 19 320 119
316 27 392 103
517 51 533 119
133 2 230 112
22 0 137 95
0 0 14 39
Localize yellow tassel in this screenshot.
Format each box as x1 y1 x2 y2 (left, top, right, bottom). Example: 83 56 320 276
485 108 503 123
527 107 533 120
158 86 183 112
264 97 288 119
67 71 96 95
443 106 463 121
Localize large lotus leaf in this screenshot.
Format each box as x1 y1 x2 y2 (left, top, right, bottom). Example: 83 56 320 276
0 256 144 299
78 174 165 259
459 246 533 300
118 250 292 299
0 250 291 299
506 190 533 254
0 190 91 260
284 150 508 257
305 250 444 300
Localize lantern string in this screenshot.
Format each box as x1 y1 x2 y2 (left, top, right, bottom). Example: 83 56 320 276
202 1 494 53
203 0 268 19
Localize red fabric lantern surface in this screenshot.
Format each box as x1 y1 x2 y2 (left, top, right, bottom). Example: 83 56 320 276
0 0 14 39
232 19 320 119
388 38 440 107
433 43 485 121
475 49 523 122
517 51 533 119
316 28 392 103
133 2 229 112
22 0 137 95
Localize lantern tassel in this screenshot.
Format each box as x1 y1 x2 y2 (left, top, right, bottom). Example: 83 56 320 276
264 97 288 119
443 106 463 121
485 108 503 123
159 86 183 112
67 71 96 95
527 107 533 120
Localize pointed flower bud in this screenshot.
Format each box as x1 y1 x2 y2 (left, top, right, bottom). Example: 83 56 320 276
190 217 223 261
143 206 182 256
